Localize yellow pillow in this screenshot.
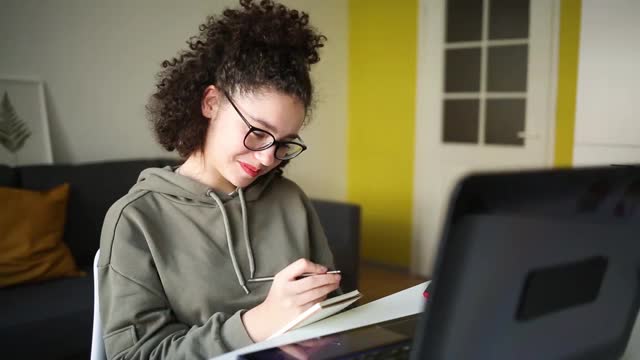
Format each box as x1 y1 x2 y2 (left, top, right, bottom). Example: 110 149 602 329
0 183 84 288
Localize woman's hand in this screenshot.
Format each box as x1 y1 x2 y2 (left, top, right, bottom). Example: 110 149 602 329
242 258 341 342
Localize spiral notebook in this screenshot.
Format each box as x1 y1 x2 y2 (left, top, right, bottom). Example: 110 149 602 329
267 289 362 340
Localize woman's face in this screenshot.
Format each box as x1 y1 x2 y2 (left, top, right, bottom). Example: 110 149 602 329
202 87 305 192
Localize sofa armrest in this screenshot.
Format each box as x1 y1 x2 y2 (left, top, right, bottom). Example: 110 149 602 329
0 165 17 187
311 200 361 292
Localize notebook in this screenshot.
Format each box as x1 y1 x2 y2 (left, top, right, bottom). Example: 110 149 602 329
267 290 362 340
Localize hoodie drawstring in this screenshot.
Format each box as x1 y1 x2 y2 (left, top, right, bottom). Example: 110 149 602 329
206 188 256 295
238 189 256 279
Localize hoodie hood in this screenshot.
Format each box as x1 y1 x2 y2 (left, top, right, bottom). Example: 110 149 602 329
130 165 280 294
131 165 279 204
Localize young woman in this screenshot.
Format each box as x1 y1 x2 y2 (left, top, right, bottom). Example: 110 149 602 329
98 1 341 358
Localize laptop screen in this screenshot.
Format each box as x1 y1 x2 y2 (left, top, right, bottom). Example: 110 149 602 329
415 166 640 359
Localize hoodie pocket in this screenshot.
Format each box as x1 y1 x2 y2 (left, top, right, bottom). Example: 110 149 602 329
104 325 137 359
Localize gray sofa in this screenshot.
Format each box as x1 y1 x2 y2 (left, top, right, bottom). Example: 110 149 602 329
0 159 360 360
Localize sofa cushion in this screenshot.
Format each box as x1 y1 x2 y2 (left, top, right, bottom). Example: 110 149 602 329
18 159 178 267
0 165 17 187
0 272 93 358
0 183 84 288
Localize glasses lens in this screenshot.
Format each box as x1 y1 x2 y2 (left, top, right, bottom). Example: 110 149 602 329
245 129 274 151
276 143 304 160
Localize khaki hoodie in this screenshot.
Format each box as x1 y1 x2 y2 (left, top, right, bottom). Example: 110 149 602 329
98 166 336 359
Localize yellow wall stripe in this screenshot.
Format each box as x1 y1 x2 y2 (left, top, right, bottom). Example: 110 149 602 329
347 0 418 267
554 0 581 167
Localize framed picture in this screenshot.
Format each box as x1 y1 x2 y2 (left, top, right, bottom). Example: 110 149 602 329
0 76 53 166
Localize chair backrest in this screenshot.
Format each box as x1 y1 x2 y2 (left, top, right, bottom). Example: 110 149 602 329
91 249 106 360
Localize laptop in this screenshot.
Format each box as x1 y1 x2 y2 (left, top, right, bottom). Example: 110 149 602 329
241 166 640 359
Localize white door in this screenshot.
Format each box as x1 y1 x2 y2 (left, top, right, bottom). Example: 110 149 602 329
412 0 559 277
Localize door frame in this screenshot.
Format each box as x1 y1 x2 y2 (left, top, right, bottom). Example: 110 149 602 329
410 0 561 276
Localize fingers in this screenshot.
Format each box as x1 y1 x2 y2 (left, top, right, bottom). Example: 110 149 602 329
269 258 341 313
278 258 328 281
295 282 340 307
289 273 341 295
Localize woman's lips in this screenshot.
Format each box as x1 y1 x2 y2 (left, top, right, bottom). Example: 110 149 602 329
239 162 260 177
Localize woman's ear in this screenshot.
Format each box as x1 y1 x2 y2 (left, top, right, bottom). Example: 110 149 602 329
201 85 221 120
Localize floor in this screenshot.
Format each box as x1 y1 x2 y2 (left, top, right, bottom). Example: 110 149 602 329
356 261 428 305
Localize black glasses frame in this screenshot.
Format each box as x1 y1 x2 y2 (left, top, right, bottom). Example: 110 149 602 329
223 92 307 161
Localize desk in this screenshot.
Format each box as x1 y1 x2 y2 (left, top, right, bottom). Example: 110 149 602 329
215 281 640 359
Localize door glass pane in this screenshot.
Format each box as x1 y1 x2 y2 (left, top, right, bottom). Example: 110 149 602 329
445 48 481 92
489 0 530 40
485 99 525 146
446 0 483 43
487 45 528 92
443 99 479 143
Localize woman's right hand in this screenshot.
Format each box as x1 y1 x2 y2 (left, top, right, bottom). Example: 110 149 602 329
242 258 341 342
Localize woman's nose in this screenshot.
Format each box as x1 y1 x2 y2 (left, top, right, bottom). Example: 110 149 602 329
255 146 277 167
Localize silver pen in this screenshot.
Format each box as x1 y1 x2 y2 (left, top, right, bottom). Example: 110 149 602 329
246 270 341 283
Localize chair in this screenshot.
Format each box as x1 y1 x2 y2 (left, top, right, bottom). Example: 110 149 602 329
91 249 106 360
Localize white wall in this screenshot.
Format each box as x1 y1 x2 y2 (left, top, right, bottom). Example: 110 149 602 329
573 0 640 166
0 0 348 201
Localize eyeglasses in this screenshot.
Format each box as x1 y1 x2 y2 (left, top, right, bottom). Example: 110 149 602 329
223 92 307 161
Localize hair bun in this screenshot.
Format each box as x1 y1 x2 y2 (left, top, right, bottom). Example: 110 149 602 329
148 0 325 158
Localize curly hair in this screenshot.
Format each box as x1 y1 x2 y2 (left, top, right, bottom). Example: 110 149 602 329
146 0 326 158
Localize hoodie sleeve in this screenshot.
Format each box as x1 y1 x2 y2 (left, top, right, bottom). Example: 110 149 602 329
98 200 254 360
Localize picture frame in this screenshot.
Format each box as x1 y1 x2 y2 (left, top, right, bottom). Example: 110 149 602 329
0 76 53 166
